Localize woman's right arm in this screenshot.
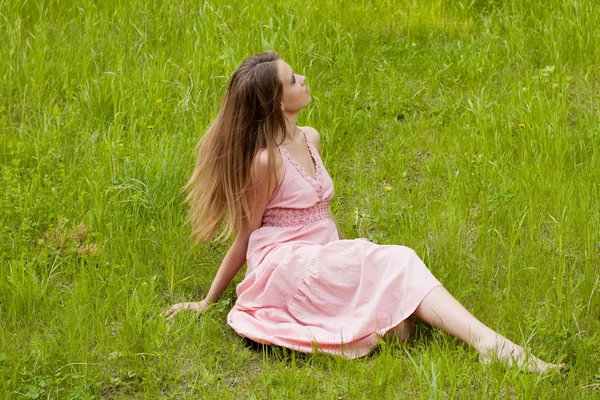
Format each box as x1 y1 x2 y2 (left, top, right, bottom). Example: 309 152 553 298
204 148 278 302
203 234 250 304
165 237 248 319
165 148 278 319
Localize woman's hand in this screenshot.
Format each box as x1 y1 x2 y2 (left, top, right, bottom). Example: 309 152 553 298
165 298 212 319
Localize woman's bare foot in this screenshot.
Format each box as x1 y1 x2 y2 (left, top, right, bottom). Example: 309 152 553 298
477 337 564 373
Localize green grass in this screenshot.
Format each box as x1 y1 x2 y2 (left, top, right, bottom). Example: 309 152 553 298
1 0 599 398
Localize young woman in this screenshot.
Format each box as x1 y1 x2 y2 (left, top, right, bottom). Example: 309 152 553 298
165 51 563 373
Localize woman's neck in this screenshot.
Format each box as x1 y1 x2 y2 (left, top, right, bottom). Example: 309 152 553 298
284 114 301 143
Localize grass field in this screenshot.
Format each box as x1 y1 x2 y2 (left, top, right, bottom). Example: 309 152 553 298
1 0 599 398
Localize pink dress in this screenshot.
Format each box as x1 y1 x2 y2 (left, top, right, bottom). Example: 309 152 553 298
227 130 441 358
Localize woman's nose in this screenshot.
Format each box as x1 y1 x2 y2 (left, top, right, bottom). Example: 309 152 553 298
299 75 307 85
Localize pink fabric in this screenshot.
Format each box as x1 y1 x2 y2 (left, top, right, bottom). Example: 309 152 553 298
227 129 441 358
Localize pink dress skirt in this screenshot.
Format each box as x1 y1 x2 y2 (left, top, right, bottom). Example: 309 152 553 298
227 131 441 358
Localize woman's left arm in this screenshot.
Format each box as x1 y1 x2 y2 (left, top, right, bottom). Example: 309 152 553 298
303 126 345 240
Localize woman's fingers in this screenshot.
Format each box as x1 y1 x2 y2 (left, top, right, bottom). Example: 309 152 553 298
165 302 201 319
164 305 175 318
165 303 181 319
165 303 182 319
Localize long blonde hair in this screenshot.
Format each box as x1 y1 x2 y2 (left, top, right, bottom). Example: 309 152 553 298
185 51 287 242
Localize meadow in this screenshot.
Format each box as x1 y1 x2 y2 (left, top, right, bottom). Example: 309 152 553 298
1 0 599 398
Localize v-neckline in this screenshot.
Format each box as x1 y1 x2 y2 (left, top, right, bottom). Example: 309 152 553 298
280 130 319 181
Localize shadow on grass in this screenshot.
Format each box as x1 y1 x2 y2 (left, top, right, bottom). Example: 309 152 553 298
241 319 453 362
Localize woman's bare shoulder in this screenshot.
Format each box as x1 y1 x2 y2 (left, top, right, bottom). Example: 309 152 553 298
253 146 284 187
300 126 321 154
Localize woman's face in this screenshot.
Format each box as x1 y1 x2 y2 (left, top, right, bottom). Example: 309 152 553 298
277 60 311 115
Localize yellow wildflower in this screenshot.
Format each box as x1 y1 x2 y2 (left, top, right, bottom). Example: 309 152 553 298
384 186 392 191
147 125 154 129
156 99 162 103
518 123 525 128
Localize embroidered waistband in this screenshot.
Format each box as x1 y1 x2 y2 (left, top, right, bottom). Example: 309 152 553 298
261 200 331 227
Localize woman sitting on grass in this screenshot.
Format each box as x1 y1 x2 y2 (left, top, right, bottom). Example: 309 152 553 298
165 51 563 373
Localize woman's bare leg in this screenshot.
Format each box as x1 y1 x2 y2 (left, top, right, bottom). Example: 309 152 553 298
413 286 564 373
385 316 416 343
